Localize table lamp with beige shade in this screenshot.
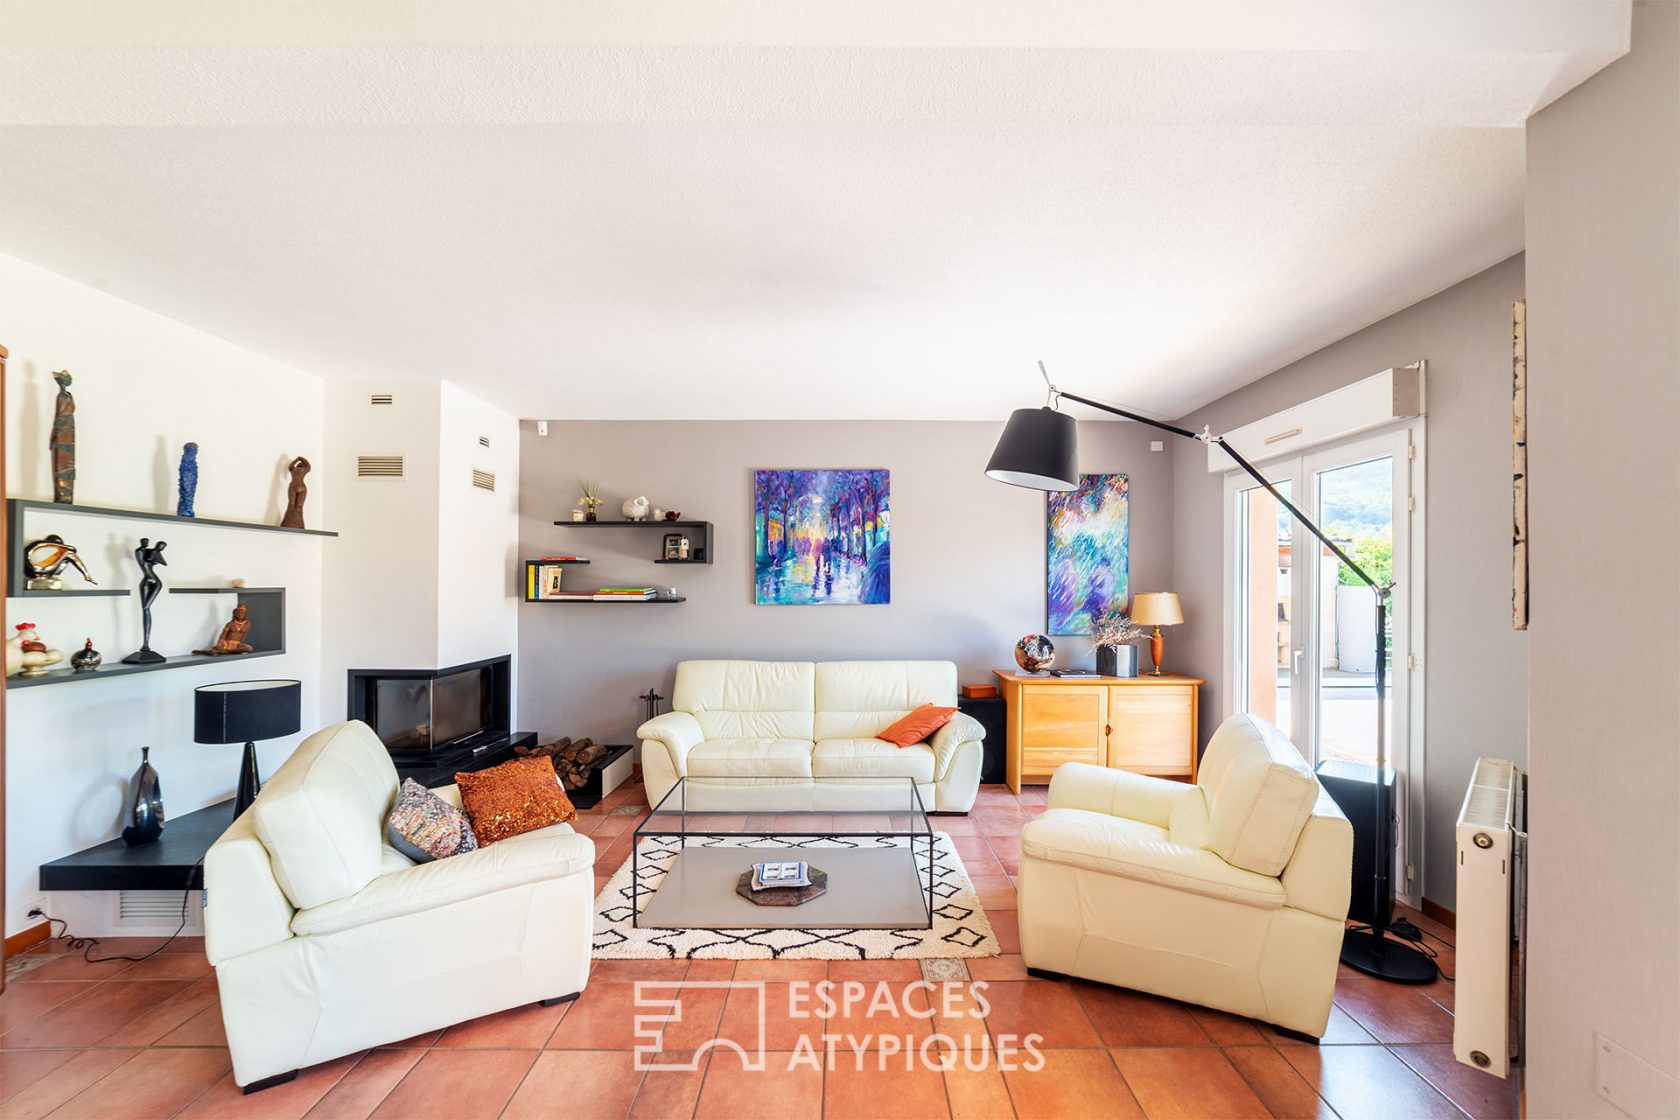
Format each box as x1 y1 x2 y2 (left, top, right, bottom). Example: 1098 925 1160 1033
1129 593 1183 676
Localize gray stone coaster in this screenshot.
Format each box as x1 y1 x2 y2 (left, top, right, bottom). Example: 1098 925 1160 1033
736 866 829 906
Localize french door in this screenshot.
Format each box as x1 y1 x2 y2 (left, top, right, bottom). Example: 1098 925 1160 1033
1224 426 1422 899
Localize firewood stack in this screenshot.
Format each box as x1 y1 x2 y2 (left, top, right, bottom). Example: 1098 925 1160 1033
516 736 610 791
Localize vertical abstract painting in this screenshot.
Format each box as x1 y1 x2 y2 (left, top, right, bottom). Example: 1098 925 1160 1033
1047 473 1129 635
755 469 890 604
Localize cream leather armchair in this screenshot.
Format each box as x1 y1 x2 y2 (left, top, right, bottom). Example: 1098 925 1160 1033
205 721 595 1091
1017 713 1352 1038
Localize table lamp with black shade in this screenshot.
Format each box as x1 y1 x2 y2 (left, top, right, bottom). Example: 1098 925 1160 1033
195 680 302 817
985 362 1435 985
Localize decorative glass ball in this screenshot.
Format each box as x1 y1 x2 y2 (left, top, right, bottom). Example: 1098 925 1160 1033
1015 634 1056 673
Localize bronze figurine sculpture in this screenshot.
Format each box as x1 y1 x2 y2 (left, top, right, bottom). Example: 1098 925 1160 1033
194 603 255 656
50 369 75 504
281 456 311 529
23 534 97 590
121 538 169 665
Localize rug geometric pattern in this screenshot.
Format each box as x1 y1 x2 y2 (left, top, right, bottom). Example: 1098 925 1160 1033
591 832 1000 960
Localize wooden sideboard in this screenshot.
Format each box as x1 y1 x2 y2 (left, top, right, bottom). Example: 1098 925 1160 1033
993 670 1204 793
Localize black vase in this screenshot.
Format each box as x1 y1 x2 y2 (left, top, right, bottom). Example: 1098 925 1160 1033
122 747 165 847
1096 645 1139 678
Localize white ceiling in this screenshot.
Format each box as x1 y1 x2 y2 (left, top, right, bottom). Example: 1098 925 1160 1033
0 2 1628 421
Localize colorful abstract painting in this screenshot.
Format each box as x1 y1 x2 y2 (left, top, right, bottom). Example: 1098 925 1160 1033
755 469 890 605
1047 473 1129 635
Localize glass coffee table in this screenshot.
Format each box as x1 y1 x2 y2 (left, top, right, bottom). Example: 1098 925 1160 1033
632 777 935 930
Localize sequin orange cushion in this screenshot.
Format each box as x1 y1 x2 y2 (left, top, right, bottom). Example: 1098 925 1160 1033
454 756 577 844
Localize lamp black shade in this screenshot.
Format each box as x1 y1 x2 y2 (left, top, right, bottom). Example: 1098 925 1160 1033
194 680 302 745
985 406 1080 491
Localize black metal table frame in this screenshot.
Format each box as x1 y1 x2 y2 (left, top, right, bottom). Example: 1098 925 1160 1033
631 777 935 930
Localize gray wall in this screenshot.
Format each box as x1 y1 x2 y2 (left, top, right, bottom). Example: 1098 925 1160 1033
517 420 1173 745
1525 2 1679 1114
1169 253 1529 907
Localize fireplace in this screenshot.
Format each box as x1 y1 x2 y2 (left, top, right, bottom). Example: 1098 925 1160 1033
347 655 512 764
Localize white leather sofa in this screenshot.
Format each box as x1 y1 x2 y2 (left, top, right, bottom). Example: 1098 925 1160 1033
635 660 984 812
204 720 595 1091
1018 713 1352 1038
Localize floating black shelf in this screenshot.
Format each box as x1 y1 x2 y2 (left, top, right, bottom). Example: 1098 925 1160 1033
7 588 130 598
170 587 286 594
8 649 284 689
524 597 687 605
551 519 713 565
553 519 709 531
6 498 338 538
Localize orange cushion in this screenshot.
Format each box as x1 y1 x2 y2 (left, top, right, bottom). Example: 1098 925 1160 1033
455 756 577 844
878 704 958 747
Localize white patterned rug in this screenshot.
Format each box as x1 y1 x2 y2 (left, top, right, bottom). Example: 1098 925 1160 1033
592 832 1000 960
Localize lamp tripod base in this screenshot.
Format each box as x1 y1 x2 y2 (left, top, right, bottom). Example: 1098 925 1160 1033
234 741 262 817
1339 929 1437 984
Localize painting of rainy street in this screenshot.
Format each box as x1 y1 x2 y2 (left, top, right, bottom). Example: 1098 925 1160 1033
754 469 890 605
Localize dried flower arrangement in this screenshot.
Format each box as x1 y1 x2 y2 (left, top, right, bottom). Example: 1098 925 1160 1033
1091 605 1150 650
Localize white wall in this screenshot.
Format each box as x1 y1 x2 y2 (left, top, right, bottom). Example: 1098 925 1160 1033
2 252 326 937
435 382 520 676
319 378 520 722
321 378 443 716
1524 2 1680 1115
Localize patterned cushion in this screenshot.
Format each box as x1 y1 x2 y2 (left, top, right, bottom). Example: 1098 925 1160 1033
385 778 479 863
455 756 578 844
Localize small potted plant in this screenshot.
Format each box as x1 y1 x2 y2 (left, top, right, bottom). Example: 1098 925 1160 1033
1091 605 1149 677
578 480 604 522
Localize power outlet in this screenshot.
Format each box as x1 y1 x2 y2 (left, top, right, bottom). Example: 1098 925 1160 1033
25 897 50 921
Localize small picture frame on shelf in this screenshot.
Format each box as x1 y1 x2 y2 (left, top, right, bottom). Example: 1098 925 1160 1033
541 565 565 598
663 533 690 561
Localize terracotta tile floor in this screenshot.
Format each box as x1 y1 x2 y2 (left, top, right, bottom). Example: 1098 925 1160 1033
0 781 1514 1119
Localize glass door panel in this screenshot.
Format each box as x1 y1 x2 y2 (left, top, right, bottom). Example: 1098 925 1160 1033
1233 478 1294 738
1310 455 1395 767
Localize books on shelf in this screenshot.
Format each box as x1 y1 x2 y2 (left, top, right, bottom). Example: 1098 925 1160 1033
592 587 657 601
750 860 812 891
529 564 570 600
537 554 587 562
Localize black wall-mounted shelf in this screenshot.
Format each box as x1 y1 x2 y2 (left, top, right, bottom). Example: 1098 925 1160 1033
9 649 284 689
7 588 129 598
550 519 712 565
524 597 687 605
170 587 285 594
6 497 338 538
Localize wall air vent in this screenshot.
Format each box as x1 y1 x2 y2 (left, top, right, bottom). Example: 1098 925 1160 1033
357 455 405 478
477 436 491 448
472 469 496 492
370 393 394 405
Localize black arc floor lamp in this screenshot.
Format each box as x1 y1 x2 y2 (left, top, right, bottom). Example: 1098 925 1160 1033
986 363 1434 984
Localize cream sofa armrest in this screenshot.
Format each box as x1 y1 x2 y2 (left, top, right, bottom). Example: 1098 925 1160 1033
928 712 984 779
636 711 705 776
291 824 595 938
1280 796 1354 920
1047 762 1199 829
204 810 296 965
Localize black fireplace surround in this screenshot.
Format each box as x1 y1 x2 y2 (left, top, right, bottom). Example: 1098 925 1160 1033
347 655 515 772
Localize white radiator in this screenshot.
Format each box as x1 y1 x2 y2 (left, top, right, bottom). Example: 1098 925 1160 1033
1454 756 1526 1079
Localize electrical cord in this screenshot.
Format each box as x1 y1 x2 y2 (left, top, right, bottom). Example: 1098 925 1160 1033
1346 918 1455 982
27 856 204 965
